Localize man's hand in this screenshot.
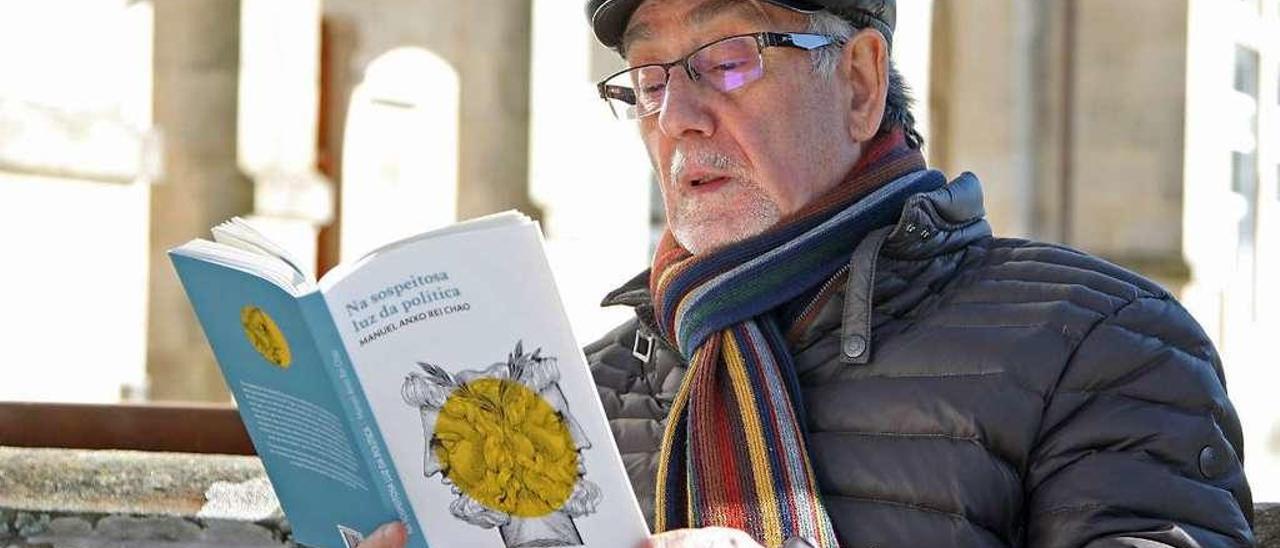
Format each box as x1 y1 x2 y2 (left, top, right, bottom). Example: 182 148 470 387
355 522 766 548
356 522 406 548
642 527 764 548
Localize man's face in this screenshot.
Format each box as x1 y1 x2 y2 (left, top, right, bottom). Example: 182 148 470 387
623 0 864 254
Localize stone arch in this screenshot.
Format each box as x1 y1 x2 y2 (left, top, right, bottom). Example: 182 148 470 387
340 46 460 260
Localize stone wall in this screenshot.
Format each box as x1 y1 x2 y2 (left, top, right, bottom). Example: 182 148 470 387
1 447 1277 547
929 0 1190 290
1261 504 1280 548
0 447 288 547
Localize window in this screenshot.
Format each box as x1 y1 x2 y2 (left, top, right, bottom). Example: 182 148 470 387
1232 150 1258 248
1232 45 1261 318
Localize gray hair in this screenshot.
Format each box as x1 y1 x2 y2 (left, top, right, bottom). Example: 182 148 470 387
806 10 924 149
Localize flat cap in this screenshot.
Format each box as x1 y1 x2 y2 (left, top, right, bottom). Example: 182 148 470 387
585 0 895 50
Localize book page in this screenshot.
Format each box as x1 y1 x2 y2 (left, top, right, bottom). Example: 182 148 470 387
321 221 648 547
211 217 312 283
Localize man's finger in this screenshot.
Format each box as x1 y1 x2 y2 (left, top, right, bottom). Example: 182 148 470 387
642 527 762 548
358 522 407 548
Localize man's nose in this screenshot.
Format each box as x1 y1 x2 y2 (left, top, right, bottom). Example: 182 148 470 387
657 68 714 138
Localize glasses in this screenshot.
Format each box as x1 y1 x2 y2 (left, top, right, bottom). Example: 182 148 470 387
596 32 845 120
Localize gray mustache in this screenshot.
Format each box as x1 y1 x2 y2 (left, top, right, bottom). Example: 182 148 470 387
669 149 746 182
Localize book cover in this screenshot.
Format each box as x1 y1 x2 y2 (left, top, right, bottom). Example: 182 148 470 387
171 255 392 548
171 215 648 548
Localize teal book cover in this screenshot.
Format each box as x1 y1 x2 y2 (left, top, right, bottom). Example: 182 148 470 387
171 254 418 548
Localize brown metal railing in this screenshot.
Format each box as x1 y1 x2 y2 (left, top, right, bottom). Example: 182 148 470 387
0 401 254 455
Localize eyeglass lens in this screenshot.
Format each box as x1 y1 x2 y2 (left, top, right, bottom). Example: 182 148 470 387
604 35 765 119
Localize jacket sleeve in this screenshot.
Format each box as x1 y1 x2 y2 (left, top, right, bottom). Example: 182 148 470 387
584 318 678 528
1026 295 1255 548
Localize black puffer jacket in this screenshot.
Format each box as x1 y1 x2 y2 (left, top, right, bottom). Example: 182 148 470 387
585 173 1255 547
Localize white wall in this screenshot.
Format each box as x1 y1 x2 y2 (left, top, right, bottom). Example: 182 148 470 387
0 0 153 403
895 0 934 153
529 0 654 344
0 173 150 402
1183 0 1280 501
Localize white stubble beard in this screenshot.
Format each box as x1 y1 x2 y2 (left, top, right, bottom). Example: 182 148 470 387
665 148 781 255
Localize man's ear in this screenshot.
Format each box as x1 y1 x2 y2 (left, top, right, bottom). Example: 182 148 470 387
840 28 889 142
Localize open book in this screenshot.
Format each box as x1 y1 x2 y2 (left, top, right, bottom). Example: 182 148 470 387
169 213 648 548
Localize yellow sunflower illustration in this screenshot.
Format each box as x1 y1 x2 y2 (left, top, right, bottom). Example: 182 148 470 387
240 305 291 368
432 377 579 517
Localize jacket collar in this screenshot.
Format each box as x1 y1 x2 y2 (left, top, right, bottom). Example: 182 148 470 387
881 171 989 259
600 268 651 308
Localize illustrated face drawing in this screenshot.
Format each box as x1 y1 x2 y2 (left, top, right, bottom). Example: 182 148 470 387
401 341 602 547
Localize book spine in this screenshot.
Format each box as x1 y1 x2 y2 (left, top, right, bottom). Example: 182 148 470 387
299 292 428 548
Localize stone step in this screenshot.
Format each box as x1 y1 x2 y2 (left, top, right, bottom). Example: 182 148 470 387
2 446 1276 547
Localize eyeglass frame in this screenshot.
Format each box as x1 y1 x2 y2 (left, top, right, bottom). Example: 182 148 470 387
596 31 847 120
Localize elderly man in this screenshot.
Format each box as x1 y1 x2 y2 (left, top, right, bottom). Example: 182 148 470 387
363 0 1254 546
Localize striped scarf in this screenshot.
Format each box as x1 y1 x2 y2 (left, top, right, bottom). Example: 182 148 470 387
650 130 938 546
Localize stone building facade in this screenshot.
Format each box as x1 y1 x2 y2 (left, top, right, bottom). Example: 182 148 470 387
929 0 1280 500
0 0 1275 501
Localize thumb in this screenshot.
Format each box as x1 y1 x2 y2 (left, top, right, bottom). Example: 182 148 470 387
361 522 407 547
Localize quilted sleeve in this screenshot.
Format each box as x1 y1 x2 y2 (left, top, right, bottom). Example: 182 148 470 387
583 317 679 527
1026 295 1255 548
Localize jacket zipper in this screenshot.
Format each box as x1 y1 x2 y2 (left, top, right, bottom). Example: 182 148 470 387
787 264 850 341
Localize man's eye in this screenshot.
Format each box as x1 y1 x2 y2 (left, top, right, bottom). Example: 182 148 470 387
709 60 745 73
640 82 666 95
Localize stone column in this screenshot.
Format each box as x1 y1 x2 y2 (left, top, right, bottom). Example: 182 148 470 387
929 0 1188 284
1063 0 1188 288
928 0 1039 238
453 0 540 221
147 0 250 402
239 0 332 272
